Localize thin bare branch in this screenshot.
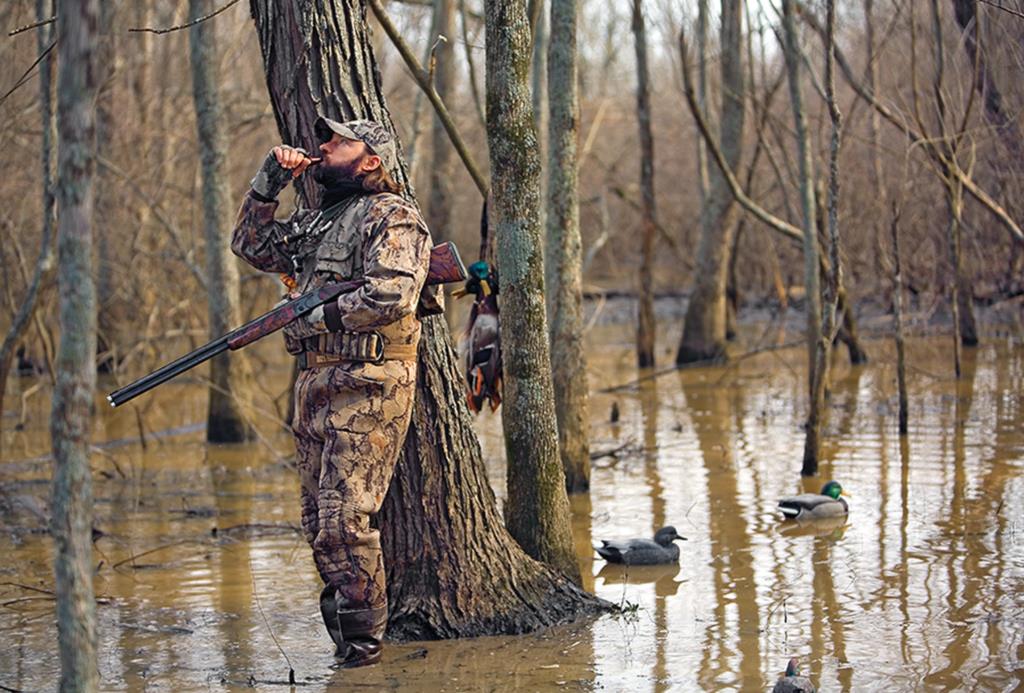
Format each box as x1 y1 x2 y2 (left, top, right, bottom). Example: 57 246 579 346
129 0 239 35
367 0 489 196
678 28 803 244
8 15 54 36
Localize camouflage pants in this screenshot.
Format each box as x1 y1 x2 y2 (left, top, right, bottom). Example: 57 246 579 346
291 358 417 610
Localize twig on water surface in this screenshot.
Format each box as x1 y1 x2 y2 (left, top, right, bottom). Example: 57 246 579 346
599 338 805 394
213 523 302 537
111 539 210 570
248 554 297 686
0 581 54 597
589 439 638 461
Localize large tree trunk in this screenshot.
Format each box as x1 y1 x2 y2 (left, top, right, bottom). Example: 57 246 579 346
189 0 251 442
51 0 100 689
248 0 599 638
0 0 56 424
485 0 581 582
631 0 657 368
676 0 745 364
426 0 455 240
546 0 590 493
780 0 824 476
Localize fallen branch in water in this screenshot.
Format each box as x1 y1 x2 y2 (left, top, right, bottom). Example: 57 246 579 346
112 539 212 570
212 523 302 537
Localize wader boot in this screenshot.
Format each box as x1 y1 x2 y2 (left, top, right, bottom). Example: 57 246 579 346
335 605 388 668
319 585 346 657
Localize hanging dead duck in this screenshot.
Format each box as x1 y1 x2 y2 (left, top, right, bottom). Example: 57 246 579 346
454 261 502 414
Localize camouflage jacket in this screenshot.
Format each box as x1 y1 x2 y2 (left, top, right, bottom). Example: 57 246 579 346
231 191 432 349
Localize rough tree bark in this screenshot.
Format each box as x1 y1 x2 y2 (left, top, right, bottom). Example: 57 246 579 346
0 0 56 423
546 0 590 493
780 0 824 475
485 0 581 582
248 0 599 638
189 0 251 442
677 0 746 365
631 0 657 368
51 0 100 689
426 0 454 240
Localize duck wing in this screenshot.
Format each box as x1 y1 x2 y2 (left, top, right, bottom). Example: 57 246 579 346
596 538 678 566
595 540 627 563
778 493 845 518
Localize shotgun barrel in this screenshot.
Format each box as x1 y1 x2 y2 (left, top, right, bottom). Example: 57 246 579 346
106 242 467 408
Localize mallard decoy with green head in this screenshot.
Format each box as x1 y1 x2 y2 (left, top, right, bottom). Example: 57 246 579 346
778 480 849 520
772 658 816 693
595 526 687 565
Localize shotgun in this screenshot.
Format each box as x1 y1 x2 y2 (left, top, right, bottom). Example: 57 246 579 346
107 241 466 407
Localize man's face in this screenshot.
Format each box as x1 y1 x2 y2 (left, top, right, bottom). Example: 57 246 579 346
314 133 369 186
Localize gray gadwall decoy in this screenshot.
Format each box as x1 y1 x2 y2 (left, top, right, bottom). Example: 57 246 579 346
778 480 849 521
772 658 816 693
595 526 687 566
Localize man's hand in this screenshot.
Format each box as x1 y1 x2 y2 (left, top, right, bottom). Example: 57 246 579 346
250 146 321 201
306 305 326 332
272 145 320 178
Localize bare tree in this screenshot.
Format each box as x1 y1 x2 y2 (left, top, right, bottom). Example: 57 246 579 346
547 0 590 493
426 0 455 240
51 0 100 688
631 0 657 368
0 0 56 423
805 0 845 476
779 0 826 474
95 0 118 373
248 0 596 637
677 0 746 365
189 0 251 442
485 0 581 581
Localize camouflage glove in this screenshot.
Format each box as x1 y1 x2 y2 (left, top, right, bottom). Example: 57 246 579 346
282 303 328 341
306 305 326 332
250 147 308 200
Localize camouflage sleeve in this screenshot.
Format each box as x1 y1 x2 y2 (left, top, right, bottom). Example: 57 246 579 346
335 196 432 331
230 193 309 274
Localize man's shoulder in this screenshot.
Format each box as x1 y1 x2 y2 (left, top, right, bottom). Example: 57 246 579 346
362 192 422 221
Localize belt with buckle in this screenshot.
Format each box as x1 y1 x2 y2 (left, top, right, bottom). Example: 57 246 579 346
297 332 418 369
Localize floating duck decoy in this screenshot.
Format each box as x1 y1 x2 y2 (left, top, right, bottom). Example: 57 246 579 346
778 480 849 520
772 658 816 693
454 261 502 414
595 526 687 566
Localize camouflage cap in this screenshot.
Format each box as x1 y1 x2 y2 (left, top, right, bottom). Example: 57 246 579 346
315 116 398 174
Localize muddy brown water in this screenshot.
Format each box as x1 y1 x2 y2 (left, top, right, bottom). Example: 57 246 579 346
1 328 1022 691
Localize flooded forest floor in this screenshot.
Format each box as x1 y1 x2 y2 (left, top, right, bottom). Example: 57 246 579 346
1 297 1023 691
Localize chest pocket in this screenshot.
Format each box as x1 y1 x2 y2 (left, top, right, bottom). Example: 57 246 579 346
315 233 359 280
313 201 366 280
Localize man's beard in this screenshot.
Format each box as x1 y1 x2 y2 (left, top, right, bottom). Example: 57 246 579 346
313 159 364 188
